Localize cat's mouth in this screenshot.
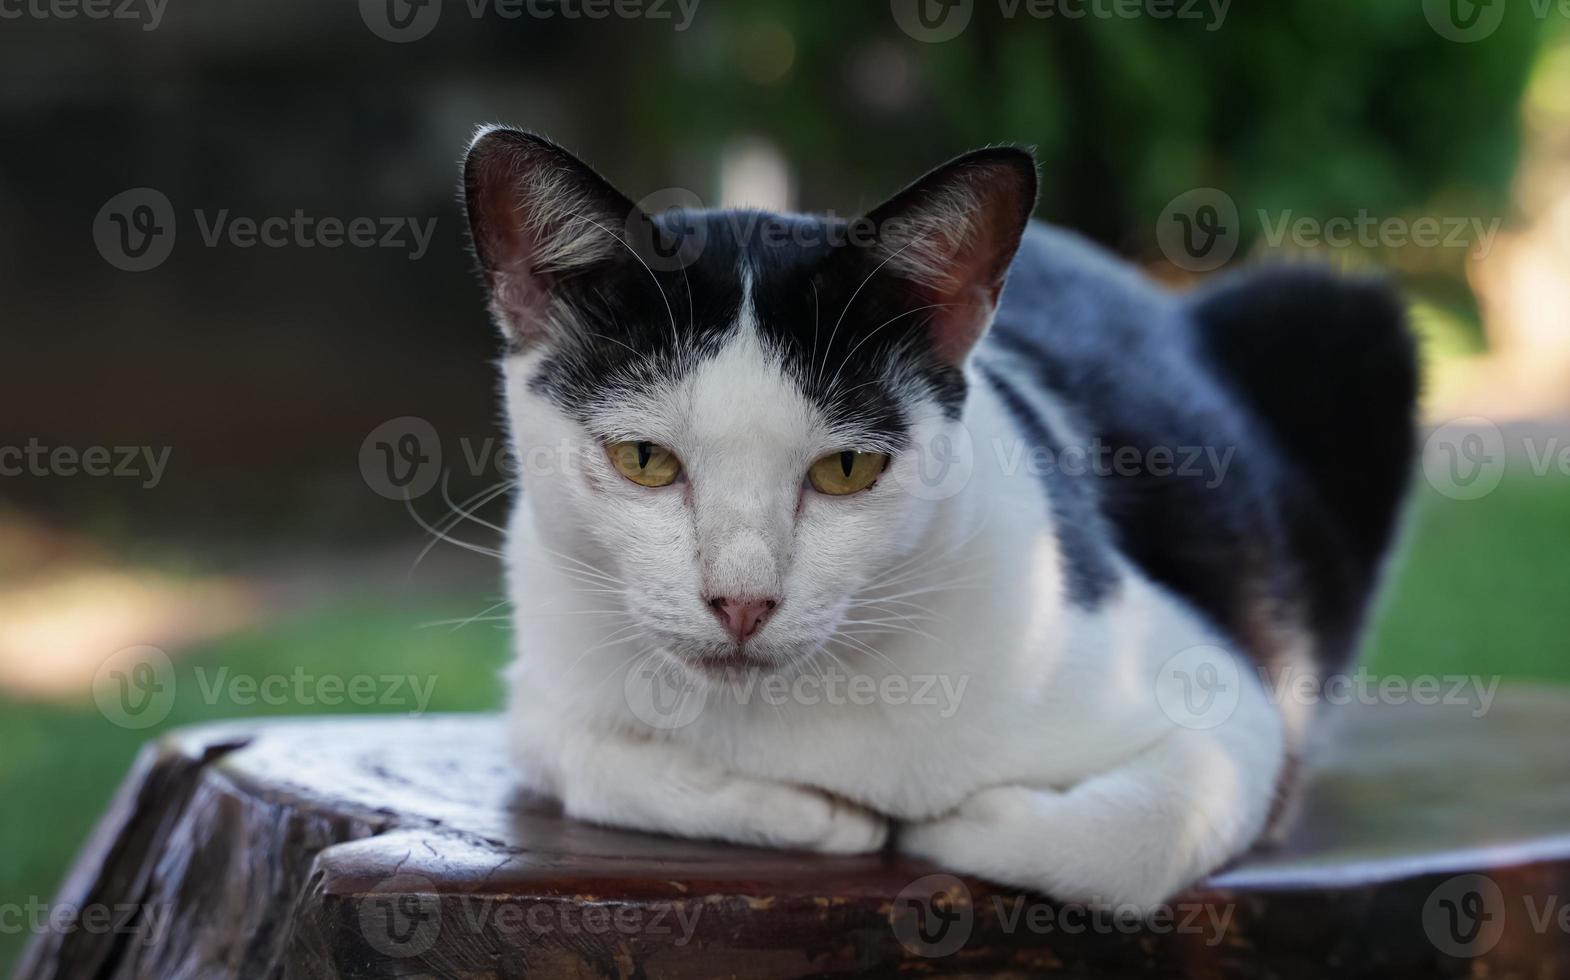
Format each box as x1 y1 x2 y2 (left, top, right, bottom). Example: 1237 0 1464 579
687 647 774 676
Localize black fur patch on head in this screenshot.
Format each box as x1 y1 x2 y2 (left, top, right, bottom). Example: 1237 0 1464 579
523 208 973 446
463 131 1036 445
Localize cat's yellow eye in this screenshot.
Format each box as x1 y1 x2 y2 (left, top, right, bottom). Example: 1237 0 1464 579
608 441 682 488
808 450 889 496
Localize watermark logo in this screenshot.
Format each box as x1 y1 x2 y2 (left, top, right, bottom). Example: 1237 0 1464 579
359 873 444 959
1258 210 1502 258
1154 644 1241 730
360 0 442 42
889 422 976 502
361 417 444 500
1423 874 1506 958
624 652 708 731
1422 417 1507 501
94 188 177 272
1423 0 1507 42
891 874 975 957
627 187 709 273
92 645 177 729
1157 188 1240 272
890 0 974 42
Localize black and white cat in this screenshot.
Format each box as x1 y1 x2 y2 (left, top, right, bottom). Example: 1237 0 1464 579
463 127 1417 906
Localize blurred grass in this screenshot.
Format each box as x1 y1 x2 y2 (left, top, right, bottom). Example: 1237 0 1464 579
2 472 1569 970
0 596 510 972
1366 471 1570 683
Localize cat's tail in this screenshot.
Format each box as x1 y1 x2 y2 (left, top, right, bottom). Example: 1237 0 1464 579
1186 265 1420 575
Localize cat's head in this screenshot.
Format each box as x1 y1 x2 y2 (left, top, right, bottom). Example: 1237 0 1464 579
464 127 1035 674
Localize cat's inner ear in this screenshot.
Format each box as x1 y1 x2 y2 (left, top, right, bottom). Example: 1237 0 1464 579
464 128 636 347
865 148 1038 364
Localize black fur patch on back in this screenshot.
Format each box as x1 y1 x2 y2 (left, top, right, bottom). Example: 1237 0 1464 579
982 225 1416 667
979 362 1121 608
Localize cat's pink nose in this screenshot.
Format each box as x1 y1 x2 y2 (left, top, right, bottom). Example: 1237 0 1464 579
707 596 778 642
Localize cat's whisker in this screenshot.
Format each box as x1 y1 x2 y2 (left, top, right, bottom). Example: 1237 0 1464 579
823 303 957 397
560 625 646 679
511 561 625 591
416 612 512 629
809 279 821 383
504 558 621 595
529 543 626 588
561 208 682 353
816 234 926 390
431 472 518 533
861 554 986 590
825 633 902 674
583 327 646 359
847 611 944 627
419 595 515 632
814 643 858 680
403 491 506 564
404 475 518 572
837 618 944 644
438 476 512 536
859 520 988 591
848 595 944 615
856 577 991 605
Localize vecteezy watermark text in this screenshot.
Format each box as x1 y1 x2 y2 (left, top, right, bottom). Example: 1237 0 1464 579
92 645 440 729
0 0 166 30
0 439 171 489
358 872 704 959
891 0 1229 43
94 188 437 272
0 899 170 947
1157 188 1502 272
890 873 1235 958
1156 646 1502 730
360 0 701 43
626 661 970 730
992 437 1235 489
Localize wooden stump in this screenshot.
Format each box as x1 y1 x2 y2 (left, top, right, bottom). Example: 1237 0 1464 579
16 689 1570 979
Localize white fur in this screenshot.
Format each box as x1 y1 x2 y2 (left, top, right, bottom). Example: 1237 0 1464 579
878 181 985 288
502 280 1286 906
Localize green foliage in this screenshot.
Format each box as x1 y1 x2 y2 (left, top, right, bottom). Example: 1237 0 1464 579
642 0 1547 304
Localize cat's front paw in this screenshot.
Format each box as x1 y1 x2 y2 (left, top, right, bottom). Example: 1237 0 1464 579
548 732 890 855
899 785 1190 910
735 781 889 854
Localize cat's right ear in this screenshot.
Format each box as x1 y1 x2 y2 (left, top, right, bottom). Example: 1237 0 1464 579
464 127 635 348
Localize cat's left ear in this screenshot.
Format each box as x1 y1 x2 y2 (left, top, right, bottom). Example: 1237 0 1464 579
463 127 639 348
864 148 1038 364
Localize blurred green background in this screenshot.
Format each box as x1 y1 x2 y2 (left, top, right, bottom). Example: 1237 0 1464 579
5 0 1570 971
